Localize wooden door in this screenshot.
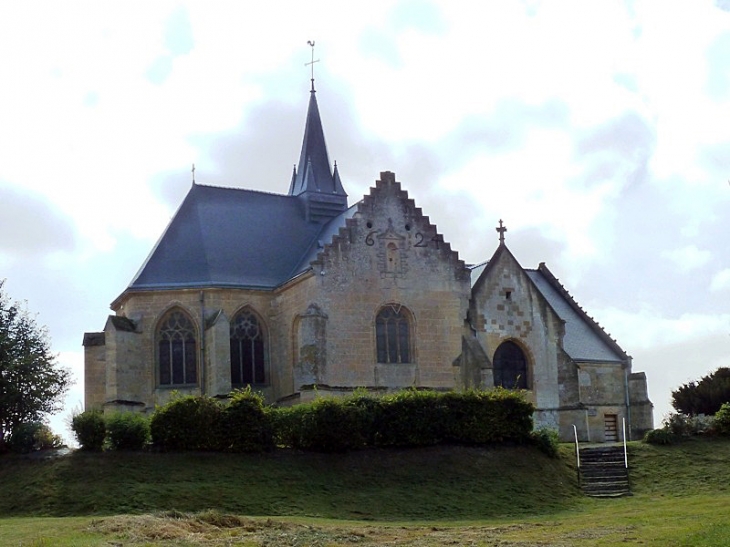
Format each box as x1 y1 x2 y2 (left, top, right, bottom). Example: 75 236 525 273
604 414 618 442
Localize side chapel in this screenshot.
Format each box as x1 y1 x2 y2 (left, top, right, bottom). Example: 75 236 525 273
83 79 653 442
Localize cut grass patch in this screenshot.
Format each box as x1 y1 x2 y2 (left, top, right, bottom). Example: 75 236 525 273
3 437 730 545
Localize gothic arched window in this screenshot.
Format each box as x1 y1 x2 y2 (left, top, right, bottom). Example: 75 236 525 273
157 309 198 386
230 309 266 385
376 304 412 364
493 340 528 389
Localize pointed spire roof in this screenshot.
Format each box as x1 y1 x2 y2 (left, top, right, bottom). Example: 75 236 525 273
289 89 347 198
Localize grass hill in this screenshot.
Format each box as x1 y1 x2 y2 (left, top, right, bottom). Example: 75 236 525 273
2 437 730 545
0 444 581 519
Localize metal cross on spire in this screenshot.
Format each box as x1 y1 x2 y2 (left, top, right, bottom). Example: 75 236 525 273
306 40 320 92
496 219 507 244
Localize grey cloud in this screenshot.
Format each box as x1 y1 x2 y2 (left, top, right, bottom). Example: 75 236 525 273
0 185 76 257
699 141 730 173
715 0 730 13
358 28 403 67
575 111 655 189
448 98 570 162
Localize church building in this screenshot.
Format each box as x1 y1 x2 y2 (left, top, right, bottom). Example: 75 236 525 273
83 79 653 442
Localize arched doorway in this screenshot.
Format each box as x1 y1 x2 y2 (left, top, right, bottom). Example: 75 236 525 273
493 340 528 389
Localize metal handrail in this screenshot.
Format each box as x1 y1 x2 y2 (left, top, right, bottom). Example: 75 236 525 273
573 424 580 479
622 417 628 468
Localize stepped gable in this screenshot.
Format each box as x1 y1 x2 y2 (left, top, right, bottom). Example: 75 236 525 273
310 171 468 280
526 263 629 363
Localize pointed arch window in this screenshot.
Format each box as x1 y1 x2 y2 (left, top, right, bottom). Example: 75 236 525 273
493 340 528 389
376 304 412 364
230 309 266 385
157 309 198 386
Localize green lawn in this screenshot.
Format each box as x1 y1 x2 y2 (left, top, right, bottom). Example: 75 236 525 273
1 438 730 545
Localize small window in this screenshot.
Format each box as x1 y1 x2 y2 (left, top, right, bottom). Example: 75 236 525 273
157 309 198 386
230 309 266 385
376 305 412 364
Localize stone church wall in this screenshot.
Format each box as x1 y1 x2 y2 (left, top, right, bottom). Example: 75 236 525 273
278 173 471 395
470 247 565 413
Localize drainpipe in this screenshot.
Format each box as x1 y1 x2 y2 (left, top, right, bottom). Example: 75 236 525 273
200 291 206 396
624 357 632 441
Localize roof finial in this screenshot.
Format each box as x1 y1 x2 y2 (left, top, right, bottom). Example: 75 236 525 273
192 163 196 184
496 219 507 244
306 40 319 92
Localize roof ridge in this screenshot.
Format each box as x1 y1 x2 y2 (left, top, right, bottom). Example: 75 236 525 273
194 182 294 199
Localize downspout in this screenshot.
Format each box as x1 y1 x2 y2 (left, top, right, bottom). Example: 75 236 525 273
624 357 632 441
200 291 206 396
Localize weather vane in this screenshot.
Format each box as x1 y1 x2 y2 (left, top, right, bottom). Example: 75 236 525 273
306 40 319 92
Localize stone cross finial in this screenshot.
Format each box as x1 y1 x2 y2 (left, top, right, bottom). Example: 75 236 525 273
192 163 196 184
306 40 320 92
496 219 507 243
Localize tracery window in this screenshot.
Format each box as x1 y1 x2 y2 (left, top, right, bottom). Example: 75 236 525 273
376 304 412 364
493 340 528 389
157 309 198 386
230 309 266 385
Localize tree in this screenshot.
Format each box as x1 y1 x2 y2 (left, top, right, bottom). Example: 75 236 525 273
671 367 730 416
0 281 71 449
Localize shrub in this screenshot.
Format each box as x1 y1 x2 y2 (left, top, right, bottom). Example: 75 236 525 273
8 422 63 453
106 412 150 450
374 389 445 447
714 403 730 436
150 395 224 451
221 388 274 452
275 397 368 452
664 412 715 437
71 410 106 451
644 428 677 445
531 427 560 457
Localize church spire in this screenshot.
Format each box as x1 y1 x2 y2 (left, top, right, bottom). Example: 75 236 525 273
288 43 348 222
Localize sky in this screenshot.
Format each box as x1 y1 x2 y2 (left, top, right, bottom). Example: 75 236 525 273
1 1 729 441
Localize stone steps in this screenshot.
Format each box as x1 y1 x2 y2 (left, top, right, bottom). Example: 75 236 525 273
578 446 631 497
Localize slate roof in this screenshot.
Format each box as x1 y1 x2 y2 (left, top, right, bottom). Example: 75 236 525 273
114 86 350 306
127 184 351 293
525 266 628 363
467 258 627 364
289 90 347 198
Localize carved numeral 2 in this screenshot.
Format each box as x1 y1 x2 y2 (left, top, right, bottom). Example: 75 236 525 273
414 232 428 247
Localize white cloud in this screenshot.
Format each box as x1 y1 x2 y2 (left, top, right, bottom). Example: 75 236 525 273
661 245 712 272
595 305 730 351
711 268 730 292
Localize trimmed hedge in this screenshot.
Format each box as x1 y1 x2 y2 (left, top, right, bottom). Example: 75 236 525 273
106 412 150 451
148 388 535 453
222 389 274 452
150 395 225 451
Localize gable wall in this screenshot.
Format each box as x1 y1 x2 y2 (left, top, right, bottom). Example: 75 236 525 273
277 175 471 393
470 248 567 414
